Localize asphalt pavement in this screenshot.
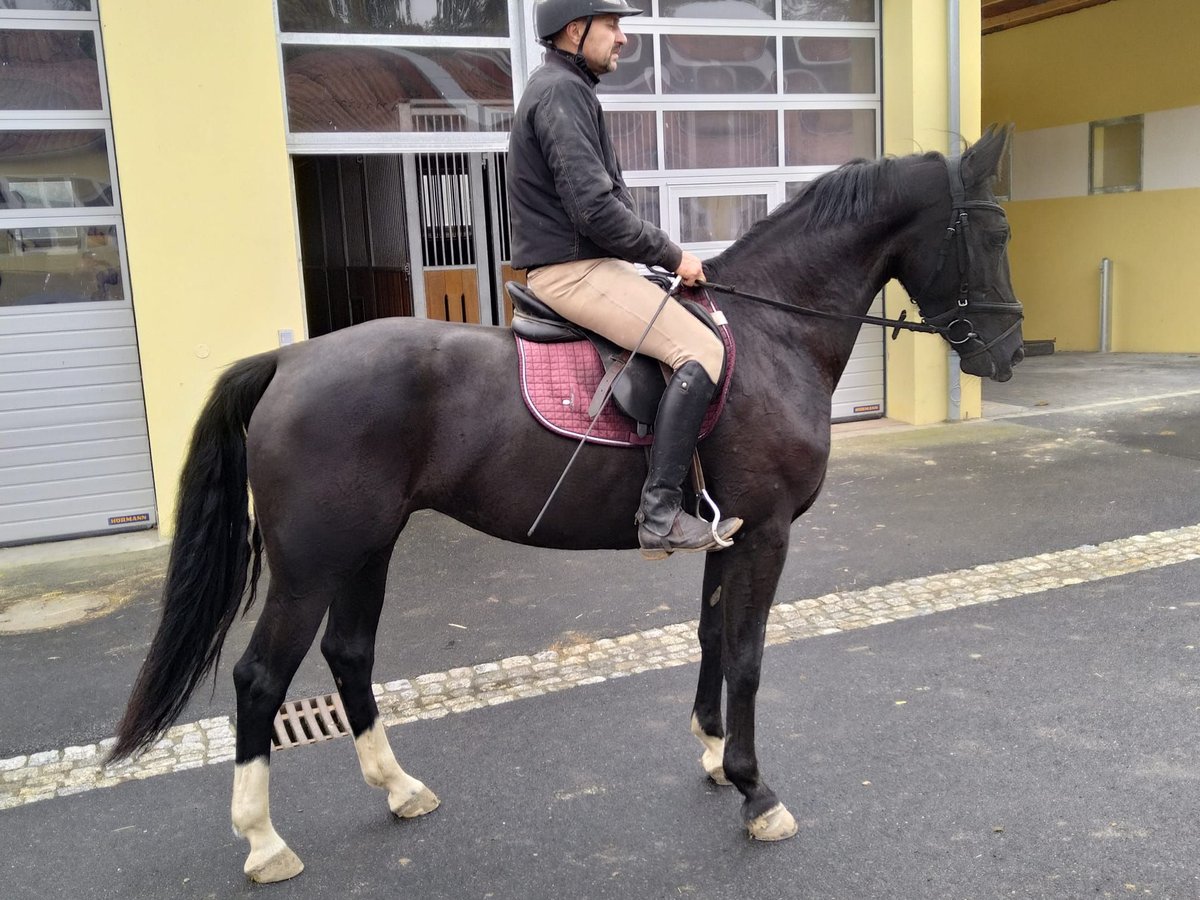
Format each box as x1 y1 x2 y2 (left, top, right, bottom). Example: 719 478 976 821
2 351 1199 899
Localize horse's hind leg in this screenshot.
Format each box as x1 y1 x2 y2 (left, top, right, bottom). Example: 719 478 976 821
691 552 731 785
320 548 439 819
230 578 332 883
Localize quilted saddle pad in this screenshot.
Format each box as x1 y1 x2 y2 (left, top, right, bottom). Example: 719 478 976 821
513 289 736 448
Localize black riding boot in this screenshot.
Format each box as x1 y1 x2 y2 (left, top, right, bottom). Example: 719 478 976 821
637 360 743 560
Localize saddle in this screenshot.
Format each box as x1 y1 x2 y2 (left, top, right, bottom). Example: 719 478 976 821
508 276 735 448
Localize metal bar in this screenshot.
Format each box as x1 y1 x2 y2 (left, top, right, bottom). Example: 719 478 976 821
1099 257 1113 352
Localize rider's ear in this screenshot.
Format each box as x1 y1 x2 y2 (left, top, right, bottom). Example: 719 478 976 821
962 124 1013 189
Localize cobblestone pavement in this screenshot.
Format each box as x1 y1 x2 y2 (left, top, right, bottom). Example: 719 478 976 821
4 520 1196 812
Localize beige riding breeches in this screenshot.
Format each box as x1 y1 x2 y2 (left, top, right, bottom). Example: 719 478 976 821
526 258 724 383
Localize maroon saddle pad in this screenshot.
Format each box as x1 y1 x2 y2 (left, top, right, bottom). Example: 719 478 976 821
513 288 736 448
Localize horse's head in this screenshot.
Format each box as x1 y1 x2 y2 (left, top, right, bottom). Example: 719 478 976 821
901 125 1024 382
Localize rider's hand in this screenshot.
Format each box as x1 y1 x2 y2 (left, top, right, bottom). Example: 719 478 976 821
675 251 706 287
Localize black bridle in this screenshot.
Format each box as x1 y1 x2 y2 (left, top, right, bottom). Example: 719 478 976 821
909 156 1024 359
704 156 1023 355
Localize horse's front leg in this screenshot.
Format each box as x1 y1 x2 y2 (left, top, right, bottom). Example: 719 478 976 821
691 551 730 785
719 522 799 841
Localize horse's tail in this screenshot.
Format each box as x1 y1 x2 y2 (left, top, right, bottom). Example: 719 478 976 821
108 351 278 762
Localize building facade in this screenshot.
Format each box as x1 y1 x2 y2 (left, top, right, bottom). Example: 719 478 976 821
1 0 980 545
983 0 1200 352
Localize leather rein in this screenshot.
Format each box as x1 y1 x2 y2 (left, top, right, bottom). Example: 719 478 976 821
702 156 1024 354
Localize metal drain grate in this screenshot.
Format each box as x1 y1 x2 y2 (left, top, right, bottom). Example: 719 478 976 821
271 693 350 750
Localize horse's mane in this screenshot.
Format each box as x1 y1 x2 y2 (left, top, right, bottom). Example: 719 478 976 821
730 151 943 252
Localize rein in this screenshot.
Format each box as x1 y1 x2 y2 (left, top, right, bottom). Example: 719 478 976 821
702 155 1023 351
701 279 945 342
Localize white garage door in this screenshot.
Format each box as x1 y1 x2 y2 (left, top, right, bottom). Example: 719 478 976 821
0 8 156 545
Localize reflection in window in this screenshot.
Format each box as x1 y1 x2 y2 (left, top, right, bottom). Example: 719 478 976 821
783 36 874 94
0 224 122 306
783 0 874 21
661 0 775 19
607 110 657 171
784 109 874 166
283 46 513 133
628 186 660 228
1089 116 1142 194
665 110 777 170
597 33 654 95
0 130 112 207
680 194 767 243
277 0 508 37
0 29 101 110
661 34 776 95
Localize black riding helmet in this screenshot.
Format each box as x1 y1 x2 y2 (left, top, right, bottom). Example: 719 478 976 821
534 0 643 47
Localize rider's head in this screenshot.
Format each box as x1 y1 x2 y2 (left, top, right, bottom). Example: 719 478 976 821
534 0 643 75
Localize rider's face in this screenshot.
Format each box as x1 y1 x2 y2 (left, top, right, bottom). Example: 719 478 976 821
576 15 627 75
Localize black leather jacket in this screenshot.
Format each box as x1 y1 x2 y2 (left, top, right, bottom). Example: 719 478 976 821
506 49 682 273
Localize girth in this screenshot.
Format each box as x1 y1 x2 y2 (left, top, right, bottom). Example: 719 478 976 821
507 279 725 433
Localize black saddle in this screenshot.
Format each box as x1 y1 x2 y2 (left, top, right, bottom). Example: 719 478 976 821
506 277 723 434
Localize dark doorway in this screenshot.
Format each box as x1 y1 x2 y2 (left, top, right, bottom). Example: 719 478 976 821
292 154 414 337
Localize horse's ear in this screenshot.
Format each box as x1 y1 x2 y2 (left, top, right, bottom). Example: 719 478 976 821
962 124 1013 188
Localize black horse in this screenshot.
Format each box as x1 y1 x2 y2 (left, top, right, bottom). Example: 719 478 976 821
111 127 1022 882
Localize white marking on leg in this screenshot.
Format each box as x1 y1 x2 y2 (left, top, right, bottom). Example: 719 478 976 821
230 759 304 883
690 713 731 786
353 721 440 818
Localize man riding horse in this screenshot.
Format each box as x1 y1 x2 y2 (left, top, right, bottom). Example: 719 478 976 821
506 0 743 559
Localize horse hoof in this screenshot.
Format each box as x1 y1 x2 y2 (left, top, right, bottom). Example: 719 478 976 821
392 785 440 819
245 845 304 884
746 803 798 842
701 751 731 786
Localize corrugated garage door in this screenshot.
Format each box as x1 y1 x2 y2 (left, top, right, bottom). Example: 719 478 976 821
0 297 156 546
0 9 156 545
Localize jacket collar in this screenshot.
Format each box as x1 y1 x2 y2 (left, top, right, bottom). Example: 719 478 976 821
545 46 600 87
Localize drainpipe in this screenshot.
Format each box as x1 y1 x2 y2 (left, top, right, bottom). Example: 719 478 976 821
946 0 962 421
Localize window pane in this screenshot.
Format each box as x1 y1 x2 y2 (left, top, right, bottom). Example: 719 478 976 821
597 32 654 95
283 46 513 133
0 129 112 208
662 34 776 95
680 194 766 242
0 29 101 110
782 0 874 22
665 110 777 169
784 109 874 165
628 185 660 228
783 36 873 94
1090 117 1142 193
277 0 507 37
661 0 776 19
607 110 657 171
0 1 92 9
0 224 122 306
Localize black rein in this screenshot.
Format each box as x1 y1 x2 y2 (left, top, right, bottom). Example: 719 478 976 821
701 155 1023 350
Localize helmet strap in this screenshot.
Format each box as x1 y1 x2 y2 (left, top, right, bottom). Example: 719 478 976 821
573 15 594 65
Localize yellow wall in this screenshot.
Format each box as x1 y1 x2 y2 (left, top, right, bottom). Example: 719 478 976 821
882 0 983 424
983 0 1200 352
984 0 1200 129
1006 189 1200 351
101 2 305 535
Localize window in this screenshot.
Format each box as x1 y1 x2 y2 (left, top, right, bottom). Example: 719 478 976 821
1089 115 1142 194
0 9 126 308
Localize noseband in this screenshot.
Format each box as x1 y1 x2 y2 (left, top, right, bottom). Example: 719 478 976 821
910 157 1024 361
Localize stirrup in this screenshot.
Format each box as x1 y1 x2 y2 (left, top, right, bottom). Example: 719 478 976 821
697 488 736 548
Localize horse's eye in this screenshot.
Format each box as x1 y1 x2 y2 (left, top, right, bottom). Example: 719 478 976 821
987 230 1009 248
